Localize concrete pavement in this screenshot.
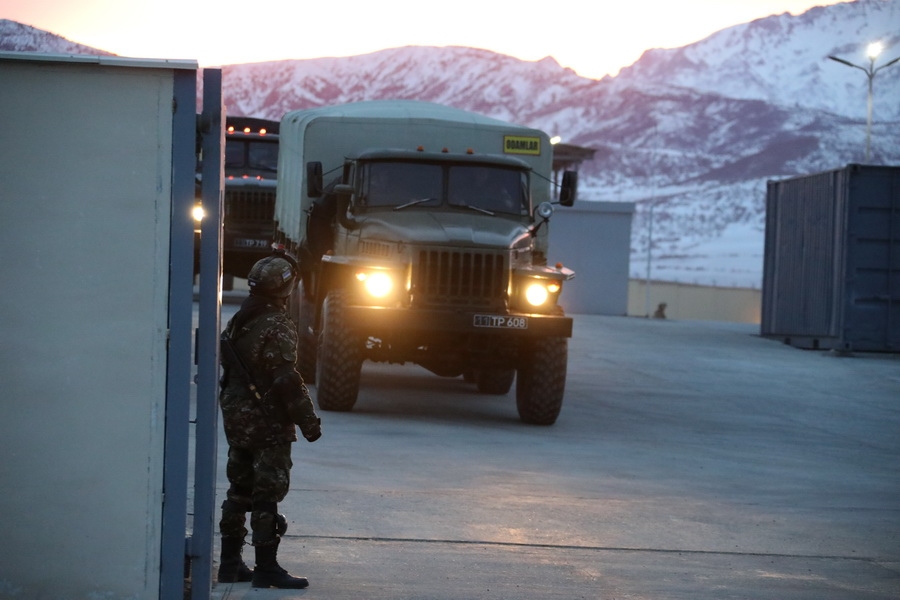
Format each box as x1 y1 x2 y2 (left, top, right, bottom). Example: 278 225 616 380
208 312 900 599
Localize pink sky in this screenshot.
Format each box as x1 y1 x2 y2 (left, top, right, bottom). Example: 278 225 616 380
2 0 848 79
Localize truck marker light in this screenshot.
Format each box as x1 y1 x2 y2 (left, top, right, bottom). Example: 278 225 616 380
243 127 251 134
547 283 561 294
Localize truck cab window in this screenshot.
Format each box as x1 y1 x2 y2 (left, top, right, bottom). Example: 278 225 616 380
364 162 441 208
225 141 246 169
448 165 527 215
247 141 278 172
225 140 278 172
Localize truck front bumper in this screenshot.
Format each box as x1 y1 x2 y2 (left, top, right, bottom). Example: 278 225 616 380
342 306 573 338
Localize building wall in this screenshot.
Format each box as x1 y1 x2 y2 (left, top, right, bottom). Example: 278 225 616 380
0 55 192 599
549 201 635 316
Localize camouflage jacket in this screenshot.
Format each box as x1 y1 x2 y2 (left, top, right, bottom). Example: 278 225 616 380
219 296 309 449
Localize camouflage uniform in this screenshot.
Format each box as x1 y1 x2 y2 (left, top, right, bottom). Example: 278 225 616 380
219 294 320 546
217 249 320 589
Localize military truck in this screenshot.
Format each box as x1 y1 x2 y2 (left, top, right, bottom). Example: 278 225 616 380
273 100 578 425
193 116 279 287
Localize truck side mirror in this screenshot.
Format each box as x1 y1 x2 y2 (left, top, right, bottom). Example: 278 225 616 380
559 170 578 207
306 162 323 198
333 184 359 230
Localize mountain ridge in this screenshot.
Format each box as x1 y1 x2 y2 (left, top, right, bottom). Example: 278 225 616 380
0 19 114 56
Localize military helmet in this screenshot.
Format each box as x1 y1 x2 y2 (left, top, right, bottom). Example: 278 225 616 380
247 247 298 298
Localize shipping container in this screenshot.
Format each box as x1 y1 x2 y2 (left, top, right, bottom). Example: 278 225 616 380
761 164 900 352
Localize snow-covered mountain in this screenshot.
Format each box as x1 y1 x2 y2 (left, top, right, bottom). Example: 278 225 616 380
610 0 900 122
0 20 114 56
2 1 898 287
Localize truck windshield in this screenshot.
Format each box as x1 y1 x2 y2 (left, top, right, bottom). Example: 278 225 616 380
225 140 278 173
448 165 527 215
363 162 442 208
361 161 527 215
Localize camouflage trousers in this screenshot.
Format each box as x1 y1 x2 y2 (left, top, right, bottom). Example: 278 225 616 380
219 443 293 545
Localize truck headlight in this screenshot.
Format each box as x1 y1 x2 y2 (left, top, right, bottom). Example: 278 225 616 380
356 271 394 298
521 279 562 309
525 282 549 306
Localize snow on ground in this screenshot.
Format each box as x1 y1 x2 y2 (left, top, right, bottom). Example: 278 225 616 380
633 221 765 289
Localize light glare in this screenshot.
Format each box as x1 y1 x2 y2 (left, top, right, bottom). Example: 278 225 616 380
361 272 393 298
867 42 883 60
525 283 549 306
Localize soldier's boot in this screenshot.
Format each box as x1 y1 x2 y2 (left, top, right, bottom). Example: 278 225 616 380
251 541 309 589
217 536 253 583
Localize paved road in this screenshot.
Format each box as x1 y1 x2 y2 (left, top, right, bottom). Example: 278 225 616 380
210 310 900 599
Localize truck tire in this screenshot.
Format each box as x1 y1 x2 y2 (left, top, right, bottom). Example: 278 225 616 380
292 283 317 384
315 289 362 411
476 368 516 395
515 337 567 425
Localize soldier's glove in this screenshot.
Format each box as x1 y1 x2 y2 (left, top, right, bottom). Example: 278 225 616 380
271 369 322 442
299 416 322 443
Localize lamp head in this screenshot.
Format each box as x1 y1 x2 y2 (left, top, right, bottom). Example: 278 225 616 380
867 42 883 60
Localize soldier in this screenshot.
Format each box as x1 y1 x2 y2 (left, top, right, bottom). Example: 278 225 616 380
217 248 322 589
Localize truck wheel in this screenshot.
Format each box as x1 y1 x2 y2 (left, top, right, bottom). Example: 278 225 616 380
515 337 568 425
292 283 317 384
476 368 516 395
315 289 362 411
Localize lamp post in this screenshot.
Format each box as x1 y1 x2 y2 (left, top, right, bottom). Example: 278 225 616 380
829 42 900 162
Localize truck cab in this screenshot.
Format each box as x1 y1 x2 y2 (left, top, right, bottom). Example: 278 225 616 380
275 101 578 424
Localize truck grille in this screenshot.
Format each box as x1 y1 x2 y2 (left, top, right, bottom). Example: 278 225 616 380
413 250 507 308
224 189 275 223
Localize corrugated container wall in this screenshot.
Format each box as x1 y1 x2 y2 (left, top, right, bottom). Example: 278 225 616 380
761 164 900 352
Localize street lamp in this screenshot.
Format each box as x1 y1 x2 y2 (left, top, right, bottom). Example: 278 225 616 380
829 42 900 162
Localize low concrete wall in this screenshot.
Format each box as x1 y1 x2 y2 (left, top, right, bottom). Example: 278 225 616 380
628 279 762 324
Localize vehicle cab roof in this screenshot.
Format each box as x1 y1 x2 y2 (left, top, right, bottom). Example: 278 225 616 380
352 148 532 170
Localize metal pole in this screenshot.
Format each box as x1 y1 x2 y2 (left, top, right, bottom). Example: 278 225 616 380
191 68 225 600
829 49 900 164
866 69 874 162
645 200 653 318
160 67 200 600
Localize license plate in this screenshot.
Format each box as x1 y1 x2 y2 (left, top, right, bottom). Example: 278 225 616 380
473 315 528 329
233 238 269 249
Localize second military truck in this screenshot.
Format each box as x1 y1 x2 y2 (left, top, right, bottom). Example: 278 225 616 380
274 100 577 425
